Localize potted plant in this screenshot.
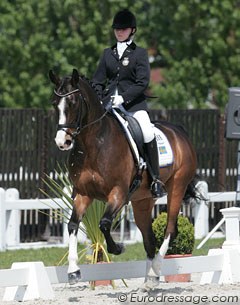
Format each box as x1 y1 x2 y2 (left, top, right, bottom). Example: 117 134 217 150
152 212 195 282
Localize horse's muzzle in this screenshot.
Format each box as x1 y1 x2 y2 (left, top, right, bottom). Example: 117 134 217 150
55 130 73 150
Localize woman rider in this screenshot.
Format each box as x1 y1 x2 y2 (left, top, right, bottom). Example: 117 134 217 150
92 9 166 199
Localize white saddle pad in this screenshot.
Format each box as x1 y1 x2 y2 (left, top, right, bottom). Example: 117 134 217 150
155 127 174 167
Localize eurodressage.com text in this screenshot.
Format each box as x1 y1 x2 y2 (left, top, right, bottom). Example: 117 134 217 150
117 292 239 304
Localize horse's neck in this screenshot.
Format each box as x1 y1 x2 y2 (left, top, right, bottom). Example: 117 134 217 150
74 115 115 155
81 82 104 123
76 81 119 155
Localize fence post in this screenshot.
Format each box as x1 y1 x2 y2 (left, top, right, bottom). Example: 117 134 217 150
221 207 240 248
194 180 209 239
0 188 6 251
201 207 240 284
129 205 142 242
5 188 20 248
3 262 54 301
63 207 70 246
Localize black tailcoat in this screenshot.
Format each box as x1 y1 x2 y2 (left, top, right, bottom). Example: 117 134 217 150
92 42 150 112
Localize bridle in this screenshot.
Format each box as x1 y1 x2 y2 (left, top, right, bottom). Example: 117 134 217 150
54 88 108 138
54 88 85 138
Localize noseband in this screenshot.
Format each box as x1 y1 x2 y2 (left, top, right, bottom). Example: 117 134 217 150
54 88 108 138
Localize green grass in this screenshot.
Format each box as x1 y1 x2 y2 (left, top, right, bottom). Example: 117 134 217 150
0 238 225 270
193 238 225 256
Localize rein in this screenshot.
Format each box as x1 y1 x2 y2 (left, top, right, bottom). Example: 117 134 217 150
54 88 109 138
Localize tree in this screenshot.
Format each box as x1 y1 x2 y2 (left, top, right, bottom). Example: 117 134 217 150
0 0 131 108
1 0 240 110
146 0 240 110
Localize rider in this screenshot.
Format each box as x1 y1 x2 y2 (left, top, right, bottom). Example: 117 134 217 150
92 9 166 199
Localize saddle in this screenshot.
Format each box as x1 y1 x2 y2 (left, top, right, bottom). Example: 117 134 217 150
111 106 173 199
111 106 173 166
112 106 144 163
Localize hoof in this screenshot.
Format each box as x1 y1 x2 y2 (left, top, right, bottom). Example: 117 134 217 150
142 276 159 291
108 243 125 255
68 269 81 285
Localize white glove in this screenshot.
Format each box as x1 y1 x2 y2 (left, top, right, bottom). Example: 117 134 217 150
112 95 124 106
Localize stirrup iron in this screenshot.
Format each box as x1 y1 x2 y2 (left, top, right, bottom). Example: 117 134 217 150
151 179 167 199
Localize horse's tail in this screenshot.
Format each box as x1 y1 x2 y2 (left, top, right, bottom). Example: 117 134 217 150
183 174 207 203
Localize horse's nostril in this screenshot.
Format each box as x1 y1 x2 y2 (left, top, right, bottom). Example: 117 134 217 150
65 140 72 146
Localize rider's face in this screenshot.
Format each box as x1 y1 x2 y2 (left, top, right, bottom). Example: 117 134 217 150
114 28 132 42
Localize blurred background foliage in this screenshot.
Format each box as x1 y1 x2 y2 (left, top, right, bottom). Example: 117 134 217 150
0 0 240 110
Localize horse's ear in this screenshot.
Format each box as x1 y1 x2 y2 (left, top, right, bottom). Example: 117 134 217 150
49 70 60 86
71 69 79 87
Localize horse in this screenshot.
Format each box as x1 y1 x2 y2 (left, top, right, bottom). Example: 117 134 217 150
49 68 198 287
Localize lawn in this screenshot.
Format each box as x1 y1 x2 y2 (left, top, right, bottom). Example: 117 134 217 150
0 238 225 269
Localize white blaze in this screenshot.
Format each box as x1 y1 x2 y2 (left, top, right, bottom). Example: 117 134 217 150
55 98 68 148
58 98 67 125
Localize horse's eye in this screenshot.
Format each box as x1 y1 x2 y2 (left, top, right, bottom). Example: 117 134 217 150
68 96 76 106
52 100 57 107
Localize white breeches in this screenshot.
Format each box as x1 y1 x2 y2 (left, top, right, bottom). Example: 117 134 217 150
130 110 155 143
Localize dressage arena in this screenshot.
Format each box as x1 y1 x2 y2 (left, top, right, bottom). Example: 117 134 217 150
1 274 240 305
1 187 240 304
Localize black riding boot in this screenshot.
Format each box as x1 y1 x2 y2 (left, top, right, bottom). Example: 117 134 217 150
144 138 167 199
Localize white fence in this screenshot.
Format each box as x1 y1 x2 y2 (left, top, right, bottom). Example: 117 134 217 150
0 182 238 251
0 188 70 251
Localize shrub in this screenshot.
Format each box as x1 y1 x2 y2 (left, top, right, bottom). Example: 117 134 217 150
152 212 194 255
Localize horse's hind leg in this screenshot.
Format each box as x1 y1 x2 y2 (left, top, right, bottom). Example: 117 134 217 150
131 199 156 259
131 199 160 287
67 194 92 284
159 180 188 256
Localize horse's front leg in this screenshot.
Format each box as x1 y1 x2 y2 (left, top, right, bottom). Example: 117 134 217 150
68 194 92 284
99 206 124 255
99 190 126 255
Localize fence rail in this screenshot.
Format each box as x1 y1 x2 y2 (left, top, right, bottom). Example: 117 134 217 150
0 183 237 251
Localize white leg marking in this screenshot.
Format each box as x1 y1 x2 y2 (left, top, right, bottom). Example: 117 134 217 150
145 258 153 282
144 233 171 289
159 233 171 257
143 257 160 290
151 252 162 277
68 232 79 274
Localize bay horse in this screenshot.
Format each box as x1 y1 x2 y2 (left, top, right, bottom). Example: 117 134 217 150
49 69 197 287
